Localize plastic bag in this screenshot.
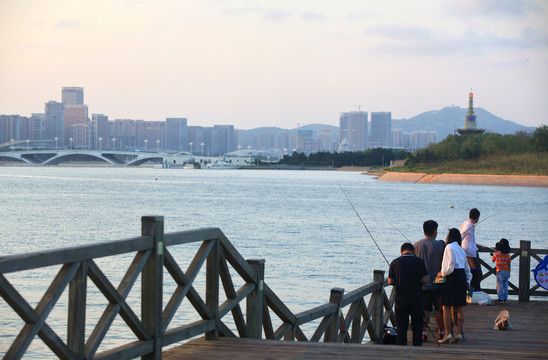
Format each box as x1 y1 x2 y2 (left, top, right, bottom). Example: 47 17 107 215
467 290 492 305
494 309 512 330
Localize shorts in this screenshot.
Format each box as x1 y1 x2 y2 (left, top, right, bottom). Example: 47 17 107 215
423 289 443 312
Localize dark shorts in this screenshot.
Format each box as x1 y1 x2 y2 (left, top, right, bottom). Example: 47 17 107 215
423 289 443 312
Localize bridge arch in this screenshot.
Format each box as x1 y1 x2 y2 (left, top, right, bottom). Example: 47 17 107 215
127 156 164 166
0 154 28 164
43 153 116 165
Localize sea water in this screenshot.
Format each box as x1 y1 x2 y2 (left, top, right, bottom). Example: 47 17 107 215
1 166 547 357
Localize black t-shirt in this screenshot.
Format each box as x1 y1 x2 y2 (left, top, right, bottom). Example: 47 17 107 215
389 254 428 295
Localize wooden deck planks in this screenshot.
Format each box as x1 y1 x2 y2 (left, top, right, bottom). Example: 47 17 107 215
163 301 548 359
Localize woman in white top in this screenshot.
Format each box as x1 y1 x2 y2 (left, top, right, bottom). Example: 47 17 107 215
437 228 472 344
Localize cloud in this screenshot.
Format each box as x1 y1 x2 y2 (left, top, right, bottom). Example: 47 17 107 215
220 6 326 23
366 23 548 56
221 6 292 22
55 20 81 28
53 20 95 31
301 12 326 21
367 24 436 41
262 8 291 22
441 0 542 18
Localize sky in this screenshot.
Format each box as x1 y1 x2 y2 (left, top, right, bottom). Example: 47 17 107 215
1 0 547 129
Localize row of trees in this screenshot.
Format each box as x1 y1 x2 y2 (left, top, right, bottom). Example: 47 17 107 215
276 125 547 168
278 147 409 167
406 125 548 164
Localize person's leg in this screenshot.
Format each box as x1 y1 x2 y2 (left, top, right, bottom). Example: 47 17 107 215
455 307 465 335
496 271 504 300
501 270 509 301
441 305 453 343
422 291 432 338
468 256 482 292
433 290 445 338
435 310 444 336
451 306 465 343
410 300 424 346
395 302 409 346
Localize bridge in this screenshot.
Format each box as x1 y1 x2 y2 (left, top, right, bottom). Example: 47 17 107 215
0 150 195 166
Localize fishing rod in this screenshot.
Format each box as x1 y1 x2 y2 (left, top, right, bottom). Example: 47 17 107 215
339 185 390 267
423 314 443 347
461 212 499 236
389 223 411 243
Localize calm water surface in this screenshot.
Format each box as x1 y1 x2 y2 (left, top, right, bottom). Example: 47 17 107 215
1 167 547 357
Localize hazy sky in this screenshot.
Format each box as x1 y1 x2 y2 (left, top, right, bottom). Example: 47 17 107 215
1 0 547 129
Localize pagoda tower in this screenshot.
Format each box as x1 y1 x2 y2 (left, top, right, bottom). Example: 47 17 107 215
457 91 485 135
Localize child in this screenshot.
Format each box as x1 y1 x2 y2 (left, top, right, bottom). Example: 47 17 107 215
492 238 511 303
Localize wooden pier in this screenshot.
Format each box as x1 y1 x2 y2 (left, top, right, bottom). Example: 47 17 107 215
164 301 548 359
0 216 546 359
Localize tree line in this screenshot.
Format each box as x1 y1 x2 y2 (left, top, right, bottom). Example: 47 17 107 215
278 147 409 167
277 125 547 168
406 125 548 164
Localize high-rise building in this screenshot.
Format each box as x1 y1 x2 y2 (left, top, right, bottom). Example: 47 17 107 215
165 118 188 151
411 131 437 150
44 101 65 144
70 123 90 148
0 115 21 143
296 129 314 153
339 111 368 151
317 128 334 152
258 132 275 150
63 105 88 146
91 114 109 149
275 131 294 152
112 119 137 149
28 114 44 141
136 120 165 151
370 112 392 148
212 125 235 155
62 87 84 105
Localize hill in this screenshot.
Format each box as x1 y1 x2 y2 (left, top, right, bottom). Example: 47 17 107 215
239 108 536 143
392 106 535 140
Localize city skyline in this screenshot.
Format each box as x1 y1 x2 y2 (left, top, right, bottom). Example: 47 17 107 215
1 1 547 129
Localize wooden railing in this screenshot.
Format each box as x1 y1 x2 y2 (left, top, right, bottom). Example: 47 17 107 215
0 216 396 359
478 240 548 301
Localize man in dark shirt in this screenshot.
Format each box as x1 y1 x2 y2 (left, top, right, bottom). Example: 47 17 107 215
388 242 429 346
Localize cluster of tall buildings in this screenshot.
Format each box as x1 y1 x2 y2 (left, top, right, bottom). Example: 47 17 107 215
0 87 237 155
1 87 436 154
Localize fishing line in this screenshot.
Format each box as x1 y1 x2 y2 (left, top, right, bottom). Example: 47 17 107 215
389 223 411 243
339 185 390 267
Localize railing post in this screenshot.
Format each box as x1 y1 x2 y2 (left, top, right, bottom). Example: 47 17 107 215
372 270 385 344
68 261 87 358
519 240 531 302
246 259 265 339
206 239 220 340
324 287 344 343
141 216 164 360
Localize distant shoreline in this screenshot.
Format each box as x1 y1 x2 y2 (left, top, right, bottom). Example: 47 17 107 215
372 172 548 187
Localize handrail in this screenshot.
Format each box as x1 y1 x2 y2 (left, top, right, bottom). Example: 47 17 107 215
0 216 396 359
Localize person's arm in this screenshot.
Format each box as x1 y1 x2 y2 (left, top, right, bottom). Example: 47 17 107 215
464 255 472 285
388 277 395 286
440 246 455 277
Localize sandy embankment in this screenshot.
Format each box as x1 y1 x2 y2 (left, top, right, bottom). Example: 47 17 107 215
374 172 548 187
